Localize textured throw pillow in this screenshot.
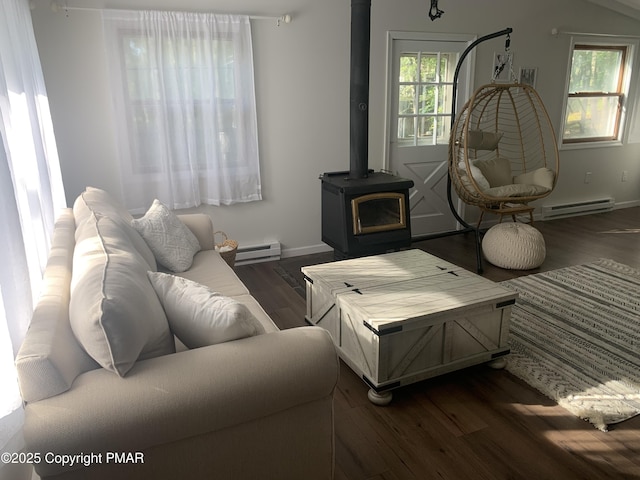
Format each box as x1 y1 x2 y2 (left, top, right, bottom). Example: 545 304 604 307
70 214 175 377
148 271 265 349
466 130 503 150
132 199 201 272
474 155 513 188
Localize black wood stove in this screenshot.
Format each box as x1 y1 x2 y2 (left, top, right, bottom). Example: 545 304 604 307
321 0 414 259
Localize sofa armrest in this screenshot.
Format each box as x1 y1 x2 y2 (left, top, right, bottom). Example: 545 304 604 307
25 327 338 477
177 213 214 251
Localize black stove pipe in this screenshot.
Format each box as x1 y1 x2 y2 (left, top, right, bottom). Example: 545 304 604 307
349 0 371 179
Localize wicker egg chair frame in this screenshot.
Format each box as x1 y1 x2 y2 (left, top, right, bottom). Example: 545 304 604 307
441 28 560 273
449 82 559 210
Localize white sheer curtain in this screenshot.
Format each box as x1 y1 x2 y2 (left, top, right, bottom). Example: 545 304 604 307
0 0 66 454
102 10 262 211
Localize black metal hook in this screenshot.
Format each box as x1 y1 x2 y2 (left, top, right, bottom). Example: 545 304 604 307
428 0 444 21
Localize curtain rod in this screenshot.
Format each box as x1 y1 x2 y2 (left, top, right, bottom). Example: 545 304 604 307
49 2 293 25
551 27 640 39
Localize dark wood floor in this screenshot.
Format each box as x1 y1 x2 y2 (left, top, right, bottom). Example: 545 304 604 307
235 208 640 480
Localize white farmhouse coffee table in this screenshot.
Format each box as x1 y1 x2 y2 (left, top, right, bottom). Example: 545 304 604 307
302 249 517 404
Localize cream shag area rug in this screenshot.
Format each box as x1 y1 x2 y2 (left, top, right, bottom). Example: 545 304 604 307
501 259 640 431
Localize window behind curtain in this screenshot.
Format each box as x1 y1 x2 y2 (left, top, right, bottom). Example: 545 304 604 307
103 11 261 211
562 39 638 145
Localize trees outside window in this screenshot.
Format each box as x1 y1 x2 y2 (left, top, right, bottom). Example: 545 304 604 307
563 41 636 144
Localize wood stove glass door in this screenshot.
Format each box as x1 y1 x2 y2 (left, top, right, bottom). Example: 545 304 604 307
386 34 475 236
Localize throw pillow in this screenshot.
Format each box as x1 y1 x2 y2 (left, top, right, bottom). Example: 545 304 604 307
466 130 503 150
148 271 265 349
474 155 513 188
458 161 490 191
70 214 175 377
132 199 201 272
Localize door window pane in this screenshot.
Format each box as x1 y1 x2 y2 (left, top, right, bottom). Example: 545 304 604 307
437 85 453 114
420 54 438 82
399 85 416 114
397 117 415 143
419 86 435 114
399 54 418 83
417 116 434 145
397 51 457 146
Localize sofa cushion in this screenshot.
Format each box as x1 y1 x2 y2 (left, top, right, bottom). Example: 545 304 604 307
73 187 157 270
148 271 265 349
70 213 175 377
178 250 250 297
132 200 201 273
73 186 134 225
177 213 215 251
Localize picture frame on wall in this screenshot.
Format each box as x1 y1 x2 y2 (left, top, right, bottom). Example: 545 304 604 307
492 52 513 82
519 67 538 88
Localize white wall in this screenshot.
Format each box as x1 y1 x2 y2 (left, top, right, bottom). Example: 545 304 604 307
30 0 640 257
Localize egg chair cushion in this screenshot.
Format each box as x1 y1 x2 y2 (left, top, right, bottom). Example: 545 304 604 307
514 167 555 190
467 130 503 150
483 183 551 198
482 223 546 270
474 155 512 188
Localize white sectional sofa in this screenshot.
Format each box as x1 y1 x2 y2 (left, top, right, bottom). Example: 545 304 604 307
15 187 339 480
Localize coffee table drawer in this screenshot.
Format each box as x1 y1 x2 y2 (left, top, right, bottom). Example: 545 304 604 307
339 299 512 389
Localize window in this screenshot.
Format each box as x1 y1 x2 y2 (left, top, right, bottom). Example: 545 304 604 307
397 51 457 146
562 40 636 145
121 33 238 174
103 11 261 210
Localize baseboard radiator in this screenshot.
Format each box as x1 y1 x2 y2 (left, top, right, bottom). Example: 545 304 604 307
235 241 281 265
541 198 614 220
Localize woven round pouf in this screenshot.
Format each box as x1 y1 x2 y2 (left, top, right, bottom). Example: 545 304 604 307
482 223 546 270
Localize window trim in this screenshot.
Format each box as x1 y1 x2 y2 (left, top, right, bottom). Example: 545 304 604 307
560 36 639 149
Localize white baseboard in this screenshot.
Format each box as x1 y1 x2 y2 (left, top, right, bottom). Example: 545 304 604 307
281 243 332 259
614 200 640 210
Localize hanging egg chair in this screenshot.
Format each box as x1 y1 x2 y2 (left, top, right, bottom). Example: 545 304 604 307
449 82 559 225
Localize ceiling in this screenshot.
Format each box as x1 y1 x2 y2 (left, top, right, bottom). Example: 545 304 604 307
586 0 640 20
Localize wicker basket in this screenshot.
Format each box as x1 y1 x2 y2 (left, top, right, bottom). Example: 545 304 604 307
214 231 238 267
